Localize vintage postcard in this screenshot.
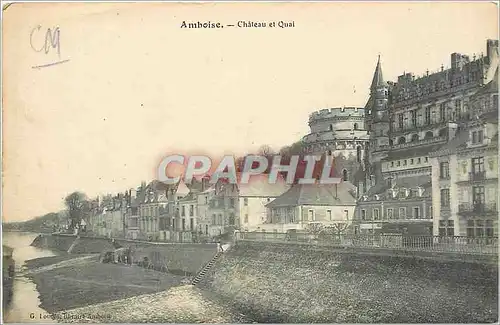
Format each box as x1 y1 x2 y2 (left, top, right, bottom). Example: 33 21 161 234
2 1 499 323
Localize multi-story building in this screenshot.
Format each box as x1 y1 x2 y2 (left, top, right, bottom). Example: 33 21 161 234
263 182 357 233
197 173 289 236
197 183 216 236
429 67 498 237
355 39 499 235
303 106 369 183
237 174 289 232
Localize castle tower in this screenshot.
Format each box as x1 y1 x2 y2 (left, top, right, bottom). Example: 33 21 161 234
365 56 390 186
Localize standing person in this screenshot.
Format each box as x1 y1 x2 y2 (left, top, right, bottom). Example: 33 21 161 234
217 239 224 253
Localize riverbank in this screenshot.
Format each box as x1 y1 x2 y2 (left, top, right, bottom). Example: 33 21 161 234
24 255 187 313
23 254 251 323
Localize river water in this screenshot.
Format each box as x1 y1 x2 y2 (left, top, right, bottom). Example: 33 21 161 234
3 232 58 323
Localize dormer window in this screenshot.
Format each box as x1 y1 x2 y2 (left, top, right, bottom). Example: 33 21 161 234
374 194 380 201
471 129 484 144
417 187 425 197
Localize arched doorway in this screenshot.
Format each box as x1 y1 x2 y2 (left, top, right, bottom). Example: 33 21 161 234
425 131 433 139
398 137 406 144
411 134 419 142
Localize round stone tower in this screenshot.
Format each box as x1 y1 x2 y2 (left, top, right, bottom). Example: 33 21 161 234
302 106 369 182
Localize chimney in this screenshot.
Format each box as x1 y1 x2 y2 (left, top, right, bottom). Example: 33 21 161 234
487 39 499 60
202 175 210 192
448 122 458 139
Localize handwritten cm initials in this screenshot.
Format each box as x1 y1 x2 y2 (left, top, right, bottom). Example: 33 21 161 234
30 25 69 69
30 25 61 57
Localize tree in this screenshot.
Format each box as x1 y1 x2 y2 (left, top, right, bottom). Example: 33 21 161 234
65 192 89 231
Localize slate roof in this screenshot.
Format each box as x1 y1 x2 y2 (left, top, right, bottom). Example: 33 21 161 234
370 56 386 91
266 182 357 208
363 175 432 199
430 115 498 157
473 66 498 97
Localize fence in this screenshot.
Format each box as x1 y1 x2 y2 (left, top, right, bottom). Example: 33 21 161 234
235 232 498 255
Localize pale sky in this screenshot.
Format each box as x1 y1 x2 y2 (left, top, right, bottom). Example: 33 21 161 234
2 2 498 221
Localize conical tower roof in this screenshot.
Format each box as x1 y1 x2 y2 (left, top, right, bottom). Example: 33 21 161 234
370 55 386 91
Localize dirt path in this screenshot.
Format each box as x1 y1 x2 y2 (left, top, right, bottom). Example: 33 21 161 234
52 276 161 290
24 255 98 275
53 285 240 323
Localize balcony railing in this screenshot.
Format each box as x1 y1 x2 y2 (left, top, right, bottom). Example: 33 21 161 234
469 171 486 181
458 202 497 215
235 232 498 255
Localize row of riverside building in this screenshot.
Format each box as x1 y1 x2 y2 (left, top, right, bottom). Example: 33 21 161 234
87 39 498 241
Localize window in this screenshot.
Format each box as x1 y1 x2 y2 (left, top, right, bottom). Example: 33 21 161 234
244 214 248 223
425 131 433 139
229 198 235 208
387 208 394 219
397 161 401 167
329 125 333 131
411 134 419 142
181 206 186 216
467 220 494 237
356 146 362 163
399 207 406 219
182 219 186 231
398 137 406 144
244 198 248 206
439 162 450 179
212 214 216 225
361 209 366 220
410 158 414 165
439 103 446 122
425 107 431 125
403 160 407 166
398 114 404 129
205 196 208 204
342 169 348 181
391 162 394 167
440 189 450 207
471 157 484 173
343 210 349 219
493 95 498 110
327 210 332 220
455 99 462 114
425 157 428 163
472 186 485 205
189 205 194 217
413 207 421 219
411 110 417 127
353 123 358 130
308 209 314 221
373 208 380 220
417 158 421 164
190 218 194 230
438 220 454 236
472 130 484 144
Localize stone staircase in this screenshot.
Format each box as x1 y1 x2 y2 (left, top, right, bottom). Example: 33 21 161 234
191 251 222 285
